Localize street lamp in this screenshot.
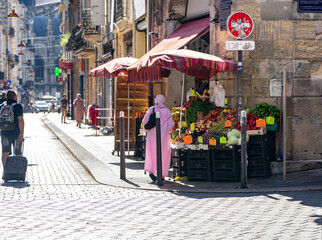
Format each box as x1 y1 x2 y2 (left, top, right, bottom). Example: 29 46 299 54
18 41 25 47
8 8 19 18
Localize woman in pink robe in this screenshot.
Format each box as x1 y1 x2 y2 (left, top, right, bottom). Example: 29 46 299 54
73 93 85 128
142 95 175 181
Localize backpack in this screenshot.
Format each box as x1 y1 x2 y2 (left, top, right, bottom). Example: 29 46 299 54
144 107 156 130
0 102 16 131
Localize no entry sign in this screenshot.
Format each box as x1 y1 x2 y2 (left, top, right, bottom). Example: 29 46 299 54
227 11 254 39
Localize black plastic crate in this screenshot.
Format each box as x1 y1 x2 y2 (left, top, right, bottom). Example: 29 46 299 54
171 149 186 169
214 168 240 182
212 146 241 169
186 150 211 169
267 131 277 162
248 135 268 144
248 154 270 167
187 169 212 181
248 166 271 178
172 166 187 178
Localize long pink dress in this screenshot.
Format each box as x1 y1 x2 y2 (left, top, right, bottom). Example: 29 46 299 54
143 104 175 177
74 97 85 124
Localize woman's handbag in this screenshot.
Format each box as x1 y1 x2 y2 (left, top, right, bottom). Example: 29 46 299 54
144 107 156 130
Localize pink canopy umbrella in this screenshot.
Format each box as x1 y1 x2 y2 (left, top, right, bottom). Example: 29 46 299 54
128 49 237 135
135 49 237 80
89 57 139 78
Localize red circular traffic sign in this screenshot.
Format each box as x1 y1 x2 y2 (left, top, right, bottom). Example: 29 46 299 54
227 11 254 39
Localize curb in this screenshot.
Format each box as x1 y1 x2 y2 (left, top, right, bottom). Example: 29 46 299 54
42 116 322 194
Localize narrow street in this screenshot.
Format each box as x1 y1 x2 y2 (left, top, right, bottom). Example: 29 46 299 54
0 113 321 239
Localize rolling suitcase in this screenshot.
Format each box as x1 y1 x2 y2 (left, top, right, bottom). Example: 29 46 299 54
3 141 27 182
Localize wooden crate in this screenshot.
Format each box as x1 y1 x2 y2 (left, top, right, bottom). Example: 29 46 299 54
114 76 149 153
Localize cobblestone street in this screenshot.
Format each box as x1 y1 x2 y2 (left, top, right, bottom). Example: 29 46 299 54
0 114 321 240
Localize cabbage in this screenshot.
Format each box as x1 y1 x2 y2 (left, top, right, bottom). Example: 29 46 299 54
246 134 250 142
227 131 234 139
228 136 238 145
237 138 241 146
230 129 241 138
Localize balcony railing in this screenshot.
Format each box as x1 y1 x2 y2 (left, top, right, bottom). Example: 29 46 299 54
8 54 19 64
114 0 124 22
82 9 100 33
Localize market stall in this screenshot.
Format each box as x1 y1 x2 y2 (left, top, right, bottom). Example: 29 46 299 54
89 57 148 155
129 48 281 182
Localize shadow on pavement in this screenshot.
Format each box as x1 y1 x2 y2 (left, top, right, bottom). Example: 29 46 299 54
1 181 30 188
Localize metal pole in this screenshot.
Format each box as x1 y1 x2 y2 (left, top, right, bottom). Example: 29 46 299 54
240 110 248 188
120 111 126 179
128 82 130 155
237 50 243 121
282 70 287 181
179 72 186 135
156 112 162 186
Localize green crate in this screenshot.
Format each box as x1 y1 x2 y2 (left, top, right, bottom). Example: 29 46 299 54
266 123 278 131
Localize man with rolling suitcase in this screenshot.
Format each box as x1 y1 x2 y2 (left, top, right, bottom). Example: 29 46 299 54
0 90 25 181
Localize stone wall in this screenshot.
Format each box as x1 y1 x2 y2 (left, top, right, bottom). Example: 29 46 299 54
210 0 322 161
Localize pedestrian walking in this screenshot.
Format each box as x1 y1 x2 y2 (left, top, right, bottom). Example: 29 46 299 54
60 94 68 123
142 95 175 181
0 90 24 178
0 93 7 105
73 93 85 128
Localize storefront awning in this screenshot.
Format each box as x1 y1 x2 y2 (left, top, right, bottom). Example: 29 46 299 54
128 17 209 82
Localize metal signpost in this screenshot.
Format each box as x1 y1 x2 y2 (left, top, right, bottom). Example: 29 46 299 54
226 11 254 188
120 111 126 180
156 112 163 186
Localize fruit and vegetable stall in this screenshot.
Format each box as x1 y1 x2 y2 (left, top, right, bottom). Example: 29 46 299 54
170 95 280 182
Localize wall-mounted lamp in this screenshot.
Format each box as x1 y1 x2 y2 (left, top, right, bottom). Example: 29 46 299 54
148 31 158 38
18 41 25 47
8 8 19 18
18 50 24 55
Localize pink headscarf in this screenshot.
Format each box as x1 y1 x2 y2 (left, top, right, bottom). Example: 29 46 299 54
155 94 166 108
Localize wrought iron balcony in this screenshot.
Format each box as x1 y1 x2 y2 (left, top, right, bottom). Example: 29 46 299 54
8 54 19 64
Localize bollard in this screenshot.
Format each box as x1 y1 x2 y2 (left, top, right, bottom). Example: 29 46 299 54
156 112 163 186
120 111 126 179
240 110 248 188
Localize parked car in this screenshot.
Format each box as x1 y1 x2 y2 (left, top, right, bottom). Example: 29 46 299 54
34 101 50 113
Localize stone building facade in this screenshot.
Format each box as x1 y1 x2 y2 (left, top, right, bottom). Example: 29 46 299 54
209 0 322 168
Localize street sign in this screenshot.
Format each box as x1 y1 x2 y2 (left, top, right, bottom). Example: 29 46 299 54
225 40 255 51
7 80 11 86
227 11 254 39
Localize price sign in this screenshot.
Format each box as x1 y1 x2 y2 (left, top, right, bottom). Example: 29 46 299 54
198 136 203 144
191 89 195 96
181 121 186 127
266 116 275 125
136 112 139 118
256 119 266 128
141 123 143 129
220 136 227 144
190 123 195 131
209 138 217 146
183 135 193 144
225 121 232 128
225 98 228 105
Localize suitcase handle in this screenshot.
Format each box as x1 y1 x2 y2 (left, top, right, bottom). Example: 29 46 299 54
13 139 24 156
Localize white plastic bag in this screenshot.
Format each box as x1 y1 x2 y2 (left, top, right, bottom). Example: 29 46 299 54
210 82 225 107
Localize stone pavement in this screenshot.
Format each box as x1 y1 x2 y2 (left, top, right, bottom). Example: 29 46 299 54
0 114 321 239
44 113 322 193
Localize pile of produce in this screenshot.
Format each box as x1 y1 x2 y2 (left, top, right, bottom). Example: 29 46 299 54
227 129 249 145
201 131 226 144
218 109 238 124
252 103 280 124
185 98 216 125
171 107 184 122
236 113 260 131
